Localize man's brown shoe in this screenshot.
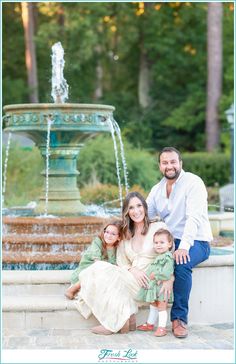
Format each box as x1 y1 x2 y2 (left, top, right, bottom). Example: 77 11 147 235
172 319 188 338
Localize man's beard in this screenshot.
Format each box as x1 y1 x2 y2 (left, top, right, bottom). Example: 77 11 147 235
164 168 181 180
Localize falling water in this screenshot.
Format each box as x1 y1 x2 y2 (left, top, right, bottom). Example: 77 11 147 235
44 117 53 215
107 117 123 210
44 41 68 214
51 42 69 103
112 118 129 194
2 132 12 206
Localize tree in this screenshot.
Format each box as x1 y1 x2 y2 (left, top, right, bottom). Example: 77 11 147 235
137 2 152 109
2 2 233 152
21 2 39 102
206 2 223 151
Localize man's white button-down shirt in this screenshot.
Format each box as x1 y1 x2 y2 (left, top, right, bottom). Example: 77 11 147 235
146 170 213 251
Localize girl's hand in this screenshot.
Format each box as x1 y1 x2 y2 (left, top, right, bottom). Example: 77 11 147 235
129 267 149 288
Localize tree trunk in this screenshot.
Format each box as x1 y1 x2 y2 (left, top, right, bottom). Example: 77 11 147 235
21 2 38 103
138 48 152 109
206 3 223 151
138 3 152 109
93 45 103 101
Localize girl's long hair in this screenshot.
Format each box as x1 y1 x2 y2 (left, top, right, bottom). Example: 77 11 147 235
98 219 123 259
122 191 150 239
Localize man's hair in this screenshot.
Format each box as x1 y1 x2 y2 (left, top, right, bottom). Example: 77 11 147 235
158 147 182 162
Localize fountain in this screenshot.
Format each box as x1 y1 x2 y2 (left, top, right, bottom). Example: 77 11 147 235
3 43 116 216
2 42 123 268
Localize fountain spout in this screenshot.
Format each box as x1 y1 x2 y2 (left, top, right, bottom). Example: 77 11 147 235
51 42 69 104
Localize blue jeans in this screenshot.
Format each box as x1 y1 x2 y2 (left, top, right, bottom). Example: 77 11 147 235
171 239 210 324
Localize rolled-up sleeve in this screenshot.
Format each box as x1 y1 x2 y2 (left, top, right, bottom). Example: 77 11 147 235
179 178 208 250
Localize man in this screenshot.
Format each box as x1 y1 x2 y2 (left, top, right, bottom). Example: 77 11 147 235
146 147 212 338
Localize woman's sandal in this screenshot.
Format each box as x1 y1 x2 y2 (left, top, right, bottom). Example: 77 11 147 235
119 319 130 334
91 325 113 335
129 314 136 331
154 327 167 337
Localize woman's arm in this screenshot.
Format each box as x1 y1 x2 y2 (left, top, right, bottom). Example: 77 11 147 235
117 242 149 288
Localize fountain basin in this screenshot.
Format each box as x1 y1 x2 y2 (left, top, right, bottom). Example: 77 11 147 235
3 103 114 215
209 212 234 236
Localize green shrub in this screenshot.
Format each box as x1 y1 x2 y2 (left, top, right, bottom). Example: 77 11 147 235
2 145 43 207
182 152 230 187
207 187 220 211
2 136 158 208
78 135 160 191
80 183 147 205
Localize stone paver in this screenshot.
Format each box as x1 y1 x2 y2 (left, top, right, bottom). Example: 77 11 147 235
2 323 234 350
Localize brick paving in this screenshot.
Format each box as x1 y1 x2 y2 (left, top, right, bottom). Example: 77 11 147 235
3 322 234 350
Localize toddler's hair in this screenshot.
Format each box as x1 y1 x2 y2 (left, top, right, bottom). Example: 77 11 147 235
153 228 174 251
99 219 123 259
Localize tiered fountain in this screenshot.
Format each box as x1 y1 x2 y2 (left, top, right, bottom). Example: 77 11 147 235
2 42 121 268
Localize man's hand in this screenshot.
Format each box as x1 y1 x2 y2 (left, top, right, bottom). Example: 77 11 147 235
158 278 174 301
173 249 190 265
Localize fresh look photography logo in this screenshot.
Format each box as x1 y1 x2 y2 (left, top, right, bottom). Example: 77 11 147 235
98 348 138 362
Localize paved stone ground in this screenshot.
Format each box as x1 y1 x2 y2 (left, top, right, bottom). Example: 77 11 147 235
3 323 234 350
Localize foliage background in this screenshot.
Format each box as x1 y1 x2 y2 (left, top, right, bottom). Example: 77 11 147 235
3 2 234 151
2 2 234 207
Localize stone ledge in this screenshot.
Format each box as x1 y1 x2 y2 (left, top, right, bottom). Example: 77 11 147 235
2 269 72 285
198 253 234 267
2 295 150 313
209 212 234 221
2 253 234 286
3 295 76 312
2 252 82 264
3 216 109 225
3 234 93 244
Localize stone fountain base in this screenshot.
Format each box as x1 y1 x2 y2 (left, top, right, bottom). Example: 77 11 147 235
2 253 234 333
2 216 110 266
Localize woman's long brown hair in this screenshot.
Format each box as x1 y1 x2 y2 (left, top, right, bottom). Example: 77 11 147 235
98 219 123 259
122 191 150 239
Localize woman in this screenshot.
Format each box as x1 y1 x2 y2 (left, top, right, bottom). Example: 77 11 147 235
75 191 172 334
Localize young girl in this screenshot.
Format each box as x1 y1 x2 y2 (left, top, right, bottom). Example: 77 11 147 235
137 228 174 337
65 219 122 300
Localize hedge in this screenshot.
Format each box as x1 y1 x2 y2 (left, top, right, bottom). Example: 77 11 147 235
182 152 230 187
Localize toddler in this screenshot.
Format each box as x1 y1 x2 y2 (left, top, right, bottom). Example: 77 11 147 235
137 228 174 336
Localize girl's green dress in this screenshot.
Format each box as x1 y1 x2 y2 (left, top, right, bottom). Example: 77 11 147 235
137 251 174 303
70 237 116 284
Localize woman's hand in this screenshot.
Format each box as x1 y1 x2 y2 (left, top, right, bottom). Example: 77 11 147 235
149 272 156 280
129 267 149 288
158 276 174 301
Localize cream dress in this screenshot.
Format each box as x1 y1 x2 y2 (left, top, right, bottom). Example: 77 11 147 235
75 221 167 332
